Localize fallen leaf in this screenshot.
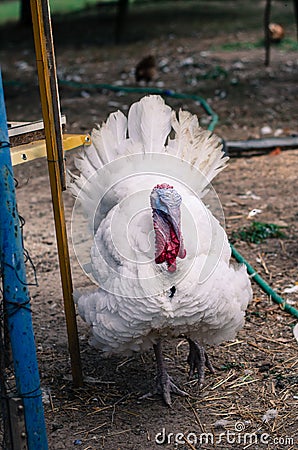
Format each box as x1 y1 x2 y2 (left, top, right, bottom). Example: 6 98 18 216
269 147 281 156
283 285 298 294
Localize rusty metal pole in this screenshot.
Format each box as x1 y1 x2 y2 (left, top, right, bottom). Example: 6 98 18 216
30 0 83 387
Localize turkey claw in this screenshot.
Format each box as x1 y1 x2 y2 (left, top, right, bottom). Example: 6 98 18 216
140 373 188 407
156 372 188 407
187 339 215 387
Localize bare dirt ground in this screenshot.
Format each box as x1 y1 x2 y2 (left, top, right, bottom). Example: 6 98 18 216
1 1 298 449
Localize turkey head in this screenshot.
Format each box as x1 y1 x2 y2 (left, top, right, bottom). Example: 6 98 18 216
150 183 186 272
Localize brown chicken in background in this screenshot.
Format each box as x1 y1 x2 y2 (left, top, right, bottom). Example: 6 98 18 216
135 55 157 83
268 23 285 42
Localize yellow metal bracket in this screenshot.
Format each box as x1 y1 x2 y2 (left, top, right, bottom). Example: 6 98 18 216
11 133 90 166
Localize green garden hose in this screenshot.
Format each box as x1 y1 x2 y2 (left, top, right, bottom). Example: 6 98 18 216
231 245 298 319
57 79 219 131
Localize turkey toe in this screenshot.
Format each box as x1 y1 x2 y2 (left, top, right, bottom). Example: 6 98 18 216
156 371 188 407
187 339 215 386
153 340 188 406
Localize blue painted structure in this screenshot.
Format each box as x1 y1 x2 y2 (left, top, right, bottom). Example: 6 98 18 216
0 69 48 448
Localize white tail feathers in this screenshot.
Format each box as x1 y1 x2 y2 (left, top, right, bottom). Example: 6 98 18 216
168 108 227 182
127 95 172 153
68 95 228 215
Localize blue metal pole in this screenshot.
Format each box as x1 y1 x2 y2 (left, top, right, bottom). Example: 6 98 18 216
0 69 48 448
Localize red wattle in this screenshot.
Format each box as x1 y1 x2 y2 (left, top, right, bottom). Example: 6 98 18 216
153 217 186 272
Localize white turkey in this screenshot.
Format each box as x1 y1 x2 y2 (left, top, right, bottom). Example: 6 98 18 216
68 95 252 406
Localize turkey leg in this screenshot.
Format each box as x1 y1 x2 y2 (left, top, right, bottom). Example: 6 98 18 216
153 340 188 406
187 338 215 387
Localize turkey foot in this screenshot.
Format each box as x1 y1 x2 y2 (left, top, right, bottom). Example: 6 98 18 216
153 340 188 406
187 339 215 387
